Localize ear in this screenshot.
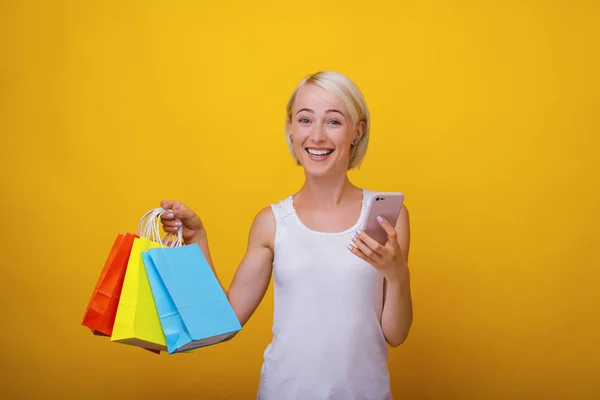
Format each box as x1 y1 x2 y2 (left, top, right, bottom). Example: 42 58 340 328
287 119 293 139
355 120 366 141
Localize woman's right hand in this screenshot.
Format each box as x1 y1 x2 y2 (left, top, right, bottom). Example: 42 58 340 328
159 200 206 244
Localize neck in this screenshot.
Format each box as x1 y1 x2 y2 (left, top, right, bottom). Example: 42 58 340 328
296 169 358 209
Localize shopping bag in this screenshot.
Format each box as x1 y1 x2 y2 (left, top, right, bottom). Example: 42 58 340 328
144 242 242 354
110 235 167 352
82 232 137 336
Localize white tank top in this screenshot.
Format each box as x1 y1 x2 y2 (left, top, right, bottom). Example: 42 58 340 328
257 189 392 400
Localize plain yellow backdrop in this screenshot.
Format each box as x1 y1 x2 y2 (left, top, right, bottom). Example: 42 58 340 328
1 1 599 399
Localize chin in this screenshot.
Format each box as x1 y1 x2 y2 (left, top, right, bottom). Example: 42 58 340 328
300 157 343 178
304 167 330 178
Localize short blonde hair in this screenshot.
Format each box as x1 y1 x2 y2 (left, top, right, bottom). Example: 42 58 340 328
285 71 370 170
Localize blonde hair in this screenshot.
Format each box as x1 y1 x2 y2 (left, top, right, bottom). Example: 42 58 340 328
285 71 370 170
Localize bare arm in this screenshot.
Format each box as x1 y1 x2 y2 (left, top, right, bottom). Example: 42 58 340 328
349 203 413 347
162 200 275 335
186 207 275 327
225 207 275 327
381 204 413 347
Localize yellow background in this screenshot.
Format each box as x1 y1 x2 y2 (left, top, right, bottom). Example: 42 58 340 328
1 1 599 399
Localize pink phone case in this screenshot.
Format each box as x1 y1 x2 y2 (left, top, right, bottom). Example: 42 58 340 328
361 192 404 245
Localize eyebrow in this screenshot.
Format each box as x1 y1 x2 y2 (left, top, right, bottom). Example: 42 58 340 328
296 108 346 117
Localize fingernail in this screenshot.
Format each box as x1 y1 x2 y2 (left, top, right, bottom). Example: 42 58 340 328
355 229 362 235
167 213 173 218
351 235 357 241
176 221 182 226
377 216 383 222
175 210 180 215
347 244 354 250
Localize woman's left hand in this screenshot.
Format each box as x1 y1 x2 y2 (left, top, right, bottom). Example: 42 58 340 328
348 216 409 282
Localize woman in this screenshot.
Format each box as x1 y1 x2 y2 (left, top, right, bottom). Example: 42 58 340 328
160 71 413 400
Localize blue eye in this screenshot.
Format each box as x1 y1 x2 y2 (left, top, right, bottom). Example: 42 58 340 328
329 120 341 125
298 118 310 124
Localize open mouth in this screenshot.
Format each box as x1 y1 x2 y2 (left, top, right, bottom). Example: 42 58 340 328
306 148 334 158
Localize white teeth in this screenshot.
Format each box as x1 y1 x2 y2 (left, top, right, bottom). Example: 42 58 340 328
307 148 333 156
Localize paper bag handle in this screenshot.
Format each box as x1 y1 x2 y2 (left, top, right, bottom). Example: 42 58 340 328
137 208 183 248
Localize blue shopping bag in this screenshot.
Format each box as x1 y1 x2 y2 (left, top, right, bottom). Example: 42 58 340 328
142 243 241 354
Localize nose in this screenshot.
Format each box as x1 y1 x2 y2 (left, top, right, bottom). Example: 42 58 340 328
310 123 327 142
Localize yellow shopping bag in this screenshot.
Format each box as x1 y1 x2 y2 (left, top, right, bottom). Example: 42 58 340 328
111 236 167 351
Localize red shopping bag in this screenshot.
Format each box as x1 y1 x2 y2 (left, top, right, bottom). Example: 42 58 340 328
82 232 137 336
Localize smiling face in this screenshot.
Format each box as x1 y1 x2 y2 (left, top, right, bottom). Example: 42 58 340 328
288 84 364 177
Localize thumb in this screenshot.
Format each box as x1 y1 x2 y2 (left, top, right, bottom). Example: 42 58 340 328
160 200 177 210
159 200 194 219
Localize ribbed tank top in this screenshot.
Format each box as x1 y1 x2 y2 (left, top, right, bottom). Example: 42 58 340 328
257 188 392 400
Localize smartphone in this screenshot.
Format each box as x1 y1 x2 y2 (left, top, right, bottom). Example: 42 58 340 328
360 192 404 245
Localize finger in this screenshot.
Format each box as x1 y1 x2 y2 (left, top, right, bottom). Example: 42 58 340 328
161 218 182 228
351 234 383 263
159 201 178 220
163 205 196 221
160 211 176 220
172 207 196 221
160 200 177 210
347 242 374 265
163 225 180 233
355 229 387 257
159 200 196 221
376 216 399 247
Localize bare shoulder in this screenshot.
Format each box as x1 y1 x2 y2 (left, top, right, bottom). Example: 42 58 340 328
248 205 276 251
